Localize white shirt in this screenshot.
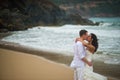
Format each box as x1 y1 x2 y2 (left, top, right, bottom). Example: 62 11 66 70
70 41 86 68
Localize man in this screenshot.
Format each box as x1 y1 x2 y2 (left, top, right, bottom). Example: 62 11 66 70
70 30 92 80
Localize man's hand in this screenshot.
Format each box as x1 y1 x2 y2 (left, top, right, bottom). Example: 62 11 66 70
82 57 92 67
87 62 92 66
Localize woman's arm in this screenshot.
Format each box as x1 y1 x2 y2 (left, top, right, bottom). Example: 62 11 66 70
75 37 80 43
86 43 95 51
83 42 95 54
75 38 95 52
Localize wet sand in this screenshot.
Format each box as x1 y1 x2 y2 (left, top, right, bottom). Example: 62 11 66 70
93 61 120 80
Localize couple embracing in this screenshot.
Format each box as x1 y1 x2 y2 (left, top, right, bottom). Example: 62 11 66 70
70 30 107 80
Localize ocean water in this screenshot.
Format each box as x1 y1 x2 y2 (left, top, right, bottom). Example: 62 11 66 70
2 17 120 64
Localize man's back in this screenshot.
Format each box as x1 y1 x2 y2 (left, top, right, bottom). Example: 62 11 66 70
70 41 86 68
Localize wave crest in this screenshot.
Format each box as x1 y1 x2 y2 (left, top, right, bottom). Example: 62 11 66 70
99 22 120 27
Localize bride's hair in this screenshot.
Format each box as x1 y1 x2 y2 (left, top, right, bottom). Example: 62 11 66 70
91 33 98 52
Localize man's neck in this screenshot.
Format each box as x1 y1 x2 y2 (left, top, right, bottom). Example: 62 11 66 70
79 37 84 41
76 37 84 43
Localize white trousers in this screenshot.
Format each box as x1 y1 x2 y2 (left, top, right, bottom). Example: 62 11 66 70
74 68 84 80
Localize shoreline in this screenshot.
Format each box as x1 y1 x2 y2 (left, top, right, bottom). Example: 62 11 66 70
0 40 73 65
0 32 13 39
0 33 120 80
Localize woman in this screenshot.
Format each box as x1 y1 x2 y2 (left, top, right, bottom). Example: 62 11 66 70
75 33 107 80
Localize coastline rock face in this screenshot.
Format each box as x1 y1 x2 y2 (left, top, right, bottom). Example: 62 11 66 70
24 0 66 26
49 0 120 17
63 14 94 25
0 0 96 32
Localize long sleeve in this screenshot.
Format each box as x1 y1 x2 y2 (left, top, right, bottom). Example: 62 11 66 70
70 42 86 68
77 43 86 59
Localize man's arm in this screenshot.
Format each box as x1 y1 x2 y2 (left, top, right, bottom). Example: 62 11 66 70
77 43 92 66
82 57 92 66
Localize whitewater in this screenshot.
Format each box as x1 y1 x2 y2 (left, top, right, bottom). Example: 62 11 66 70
2 17 120 64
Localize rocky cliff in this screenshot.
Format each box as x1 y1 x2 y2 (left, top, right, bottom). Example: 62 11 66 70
50 0 120 17
0 0 96 32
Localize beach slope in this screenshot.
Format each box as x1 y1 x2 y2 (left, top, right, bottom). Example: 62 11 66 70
0 48 74 80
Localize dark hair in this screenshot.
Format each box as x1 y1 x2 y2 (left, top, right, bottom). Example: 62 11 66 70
79 30 88 36
91 33 98 52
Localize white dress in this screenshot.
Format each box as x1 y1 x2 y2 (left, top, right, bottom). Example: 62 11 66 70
83 50 107 80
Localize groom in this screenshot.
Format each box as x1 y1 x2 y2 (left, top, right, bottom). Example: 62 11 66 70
70 29 92 80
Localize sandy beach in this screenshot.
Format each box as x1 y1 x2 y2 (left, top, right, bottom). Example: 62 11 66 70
0 48 74 80
0 33 120 80
0 41 120 80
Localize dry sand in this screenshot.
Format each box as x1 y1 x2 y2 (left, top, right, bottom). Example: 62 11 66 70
0 48 74 80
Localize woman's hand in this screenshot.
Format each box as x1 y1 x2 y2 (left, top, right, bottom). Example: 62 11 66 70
75 38 88 46
75 38 81 43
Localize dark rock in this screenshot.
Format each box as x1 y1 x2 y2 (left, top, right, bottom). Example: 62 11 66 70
0 29 8 33
49 0 120 17
94 22 100 26
61 13 96 25
0 18 8 32
0 0 96 32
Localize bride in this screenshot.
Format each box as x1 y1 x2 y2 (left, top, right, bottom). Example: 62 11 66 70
75 33 107 80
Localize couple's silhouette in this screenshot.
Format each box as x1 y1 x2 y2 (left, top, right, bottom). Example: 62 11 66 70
70 30 107 80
